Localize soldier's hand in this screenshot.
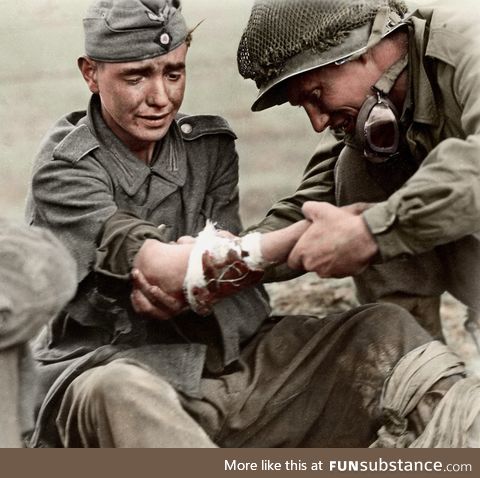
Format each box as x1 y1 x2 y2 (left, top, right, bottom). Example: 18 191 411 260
341 202 375 216
130 268 188 320
131 239 193 320
287 202 378 278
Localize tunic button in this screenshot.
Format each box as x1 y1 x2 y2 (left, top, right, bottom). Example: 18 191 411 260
181 123 193 134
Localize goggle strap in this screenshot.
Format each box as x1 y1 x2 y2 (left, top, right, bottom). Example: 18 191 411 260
374 54 409 95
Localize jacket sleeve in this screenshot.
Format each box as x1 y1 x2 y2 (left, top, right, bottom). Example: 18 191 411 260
245 129 343 282
31 155 118 283
364 36 480 260
95 129 241 280
95 211 169 280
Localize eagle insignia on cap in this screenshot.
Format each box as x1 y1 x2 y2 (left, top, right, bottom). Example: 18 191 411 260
147 11 165 22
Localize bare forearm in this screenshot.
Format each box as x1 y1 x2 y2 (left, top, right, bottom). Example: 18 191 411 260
260 220 310 264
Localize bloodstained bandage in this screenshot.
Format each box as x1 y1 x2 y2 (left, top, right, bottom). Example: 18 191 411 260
183 223 271 315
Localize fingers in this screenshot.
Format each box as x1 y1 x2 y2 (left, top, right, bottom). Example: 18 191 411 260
296 219 312 234
131 289 174 321
301 201 332 220
341 202 374 215
130 269 187 320
286 239 307 271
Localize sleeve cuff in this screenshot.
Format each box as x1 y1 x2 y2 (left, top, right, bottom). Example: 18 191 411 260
95 211 169 280
363 203 413 261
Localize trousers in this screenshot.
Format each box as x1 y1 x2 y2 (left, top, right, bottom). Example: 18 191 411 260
55 303 431 448
0 347 24 447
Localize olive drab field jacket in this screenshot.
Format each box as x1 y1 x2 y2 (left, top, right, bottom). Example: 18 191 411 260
251 6 480 308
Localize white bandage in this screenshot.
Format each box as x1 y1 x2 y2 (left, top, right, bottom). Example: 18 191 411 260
183 222 221 313
183 222 269 315
240 232 270 269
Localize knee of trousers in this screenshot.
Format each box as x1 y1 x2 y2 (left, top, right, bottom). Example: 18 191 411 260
67 360 178 412
351 303 432 353
334 146 388 206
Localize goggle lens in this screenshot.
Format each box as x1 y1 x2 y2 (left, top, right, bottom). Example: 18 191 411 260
364 100 399 159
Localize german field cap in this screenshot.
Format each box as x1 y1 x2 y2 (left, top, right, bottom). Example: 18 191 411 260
83 0 189 62
238 0 409 112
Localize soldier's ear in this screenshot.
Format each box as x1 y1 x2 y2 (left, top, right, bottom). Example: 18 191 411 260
78 56 100 94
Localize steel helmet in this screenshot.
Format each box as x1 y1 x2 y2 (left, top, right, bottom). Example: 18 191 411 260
238 0 410 111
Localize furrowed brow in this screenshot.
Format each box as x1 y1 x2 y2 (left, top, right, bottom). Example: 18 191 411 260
164 62 186 72
120 66 154 77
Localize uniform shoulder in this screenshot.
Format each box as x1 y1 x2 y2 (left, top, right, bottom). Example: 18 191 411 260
46 112 98 163
420 6 480 64
176 114 237 141
52 118 99 164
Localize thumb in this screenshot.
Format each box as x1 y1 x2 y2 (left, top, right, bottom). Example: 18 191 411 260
341 202 374 216
302 201 332 221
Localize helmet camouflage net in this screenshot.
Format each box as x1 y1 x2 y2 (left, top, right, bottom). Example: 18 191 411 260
238 0 408 88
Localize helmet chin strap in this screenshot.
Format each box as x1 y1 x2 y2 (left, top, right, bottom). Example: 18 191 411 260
373 53 409 97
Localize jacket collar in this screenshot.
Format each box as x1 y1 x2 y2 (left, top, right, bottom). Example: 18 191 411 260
409 14 440 126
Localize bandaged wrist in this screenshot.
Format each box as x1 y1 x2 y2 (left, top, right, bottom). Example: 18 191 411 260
183 223 272 315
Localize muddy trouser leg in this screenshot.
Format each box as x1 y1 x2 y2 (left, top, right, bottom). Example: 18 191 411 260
56 359 217 448
334 146 446 339
56 304 428 448
180 304 432 447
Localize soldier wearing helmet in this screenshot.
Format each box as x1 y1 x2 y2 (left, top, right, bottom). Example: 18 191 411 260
238 0 480 345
